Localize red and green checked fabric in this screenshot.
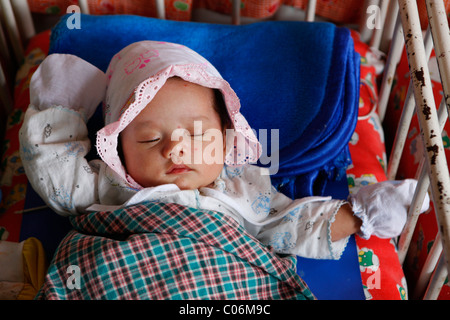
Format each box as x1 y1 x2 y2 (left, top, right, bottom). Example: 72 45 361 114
36 202 315 300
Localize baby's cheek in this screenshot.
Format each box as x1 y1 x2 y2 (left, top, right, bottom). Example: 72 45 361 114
202 140 225 165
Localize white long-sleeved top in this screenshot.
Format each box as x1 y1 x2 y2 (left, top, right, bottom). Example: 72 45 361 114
18 54 349 260
19 104 348 259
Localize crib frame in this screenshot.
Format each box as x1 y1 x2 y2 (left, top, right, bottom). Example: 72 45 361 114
0 0 449 300
377 0 450 300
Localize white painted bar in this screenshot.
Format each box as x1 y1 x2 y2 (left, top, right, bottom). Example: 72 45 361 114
387 28 433 181
155 0 165 20
424 252 448 299
377 14 404 121
78 0 90 14
398 98 447 264
10 0 35 44
232 0 241 25
380 0 399 53
413 233 443 299
398 0 450 281
305 0 317 22
370 0 389 49
0 0 24 64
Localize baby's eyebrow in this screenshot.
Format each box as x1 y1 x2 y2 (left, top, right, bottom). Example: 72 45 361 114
132 115 213 131
133 120 157 131
185 115 212 122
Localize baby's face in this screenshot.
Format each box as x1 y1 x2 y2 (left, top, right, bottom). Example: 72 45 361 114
120 77 226 190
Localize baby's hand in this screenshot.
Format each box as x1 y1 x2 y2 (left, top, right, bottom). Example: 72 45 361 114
348 179 430 240
29 54 107 120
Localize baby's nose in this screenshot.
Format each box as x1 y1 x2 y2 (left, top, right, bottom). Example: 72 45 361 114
163 138 189 163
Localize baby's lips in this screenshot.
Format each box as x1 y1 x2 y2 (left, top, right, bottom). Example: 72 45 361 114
166 164 192 174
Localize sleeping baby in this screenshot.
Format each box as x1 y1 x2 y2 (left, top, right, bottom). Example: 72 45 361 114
19 41 429 260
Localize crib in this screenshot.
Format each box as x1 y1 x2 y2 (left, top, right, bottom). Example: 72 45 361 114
0 0 449 301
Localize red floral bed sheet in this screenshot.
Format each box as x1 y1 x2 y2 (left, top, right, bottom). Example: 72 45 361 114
347 31 408 300
0 31 50 241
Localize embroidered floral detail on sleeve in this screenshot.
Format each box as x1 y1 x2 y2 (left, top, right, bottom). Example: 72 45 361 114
64 142 85 157
251 194 270 215
281 207 303 223
20 141 38 162
269 232 295 252
50 186 74 211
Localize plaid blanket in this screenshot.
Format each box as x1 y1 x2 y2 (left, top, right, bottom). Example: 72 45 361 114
36 202 315 300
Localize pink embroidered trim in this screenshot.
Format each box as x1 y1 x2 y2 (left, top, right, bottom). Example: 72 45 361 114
96 64 262 189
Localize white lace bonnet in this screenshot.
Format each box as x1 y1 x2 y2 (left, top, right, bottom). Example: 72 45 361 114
96 41 262 189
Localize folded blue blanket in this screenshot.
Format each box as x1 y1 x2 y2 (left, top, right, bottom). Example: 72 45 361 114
49 14 359 199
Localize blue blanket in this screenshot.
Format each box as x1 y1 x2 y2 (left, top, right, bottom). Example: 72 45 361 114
49 14 359 199
22 14 364 299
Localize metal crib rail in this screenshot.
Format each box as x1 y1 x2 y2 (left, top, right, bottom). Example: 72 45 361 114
395 0 450 299
386 26 433 182
420 0 450 300
377 12 405 122
0 0 25 65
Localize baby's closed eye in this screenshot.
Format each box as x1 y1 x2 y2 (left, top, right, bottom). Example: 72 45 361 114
191 129 222 141
138 137 160 144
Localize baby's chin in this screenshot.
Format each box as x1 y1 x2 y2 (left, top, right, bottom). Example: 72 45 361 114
173 178 216 191
134 169 221 190
168 167 223 190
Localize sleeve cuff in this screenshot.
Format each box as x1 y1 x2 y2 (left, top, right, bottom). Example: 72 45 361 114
29 53 107 120
327 200 351 260
348 196 372 240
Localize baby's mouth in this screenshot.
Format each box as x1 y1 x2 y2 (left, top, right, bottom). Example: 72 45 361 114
166 164 192 175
